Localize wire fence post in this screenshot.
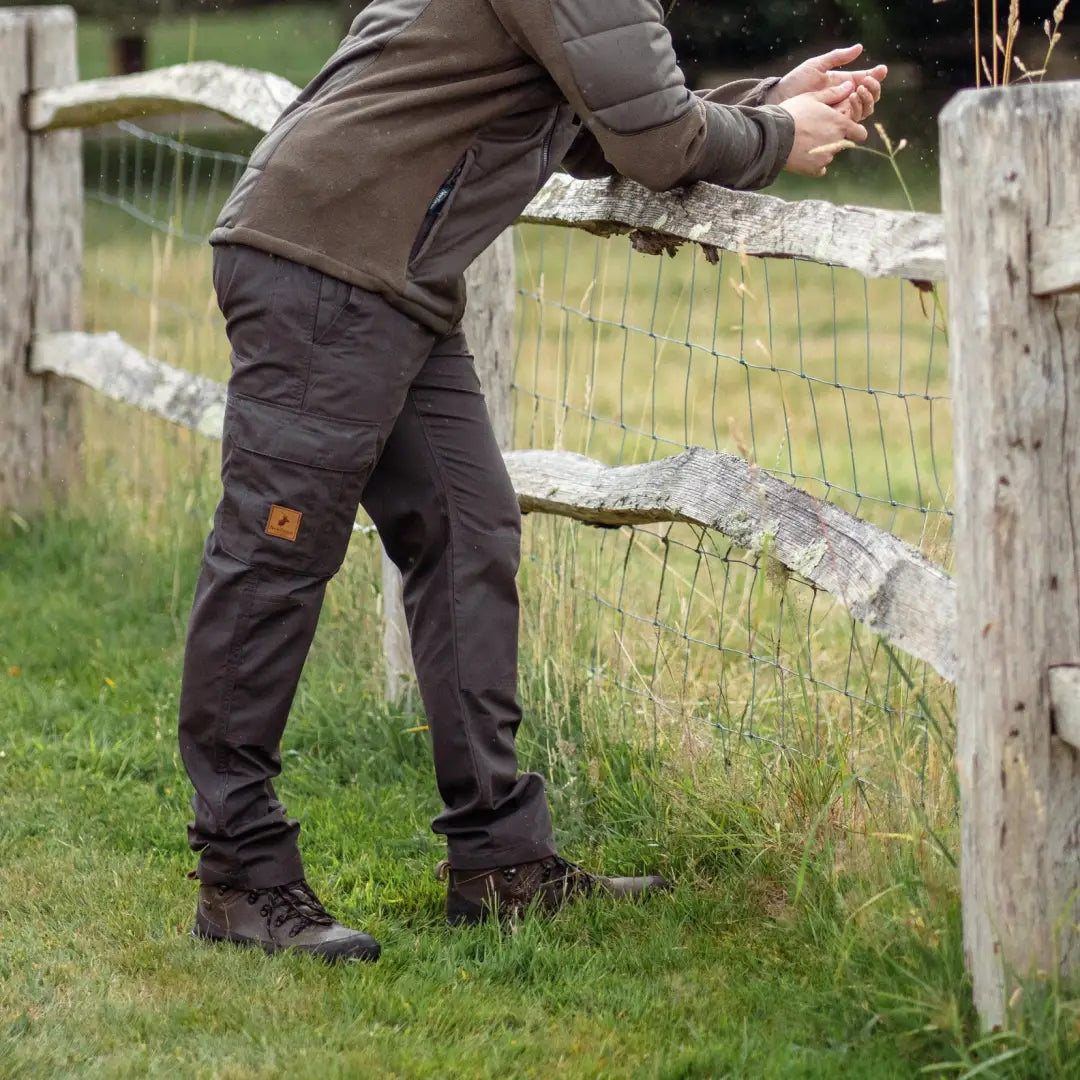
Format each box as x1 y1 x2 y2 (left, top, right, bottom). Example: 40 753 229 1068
381 228 517 704
0 6 81 518
941 83 1080 1030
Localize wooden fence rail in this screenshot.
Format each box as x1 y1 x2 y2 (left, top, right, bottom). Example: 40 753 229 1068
29 328 958 684
4 4 1080 1028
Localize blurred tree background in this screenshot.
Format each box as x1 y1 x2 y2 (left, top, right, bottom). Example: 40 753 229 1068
0 0 1069 82
668 0 1067 88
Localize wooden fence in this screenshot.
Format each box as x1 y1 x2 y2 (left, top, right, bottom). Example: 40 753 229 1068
2 4 1079 1029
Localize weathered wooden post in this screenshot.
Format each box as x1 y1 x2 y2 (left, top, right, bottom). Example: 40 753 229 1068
28 6 83 500
381 229 517 703
0 6 82 517
941 83 1080 1028
0 11 34 516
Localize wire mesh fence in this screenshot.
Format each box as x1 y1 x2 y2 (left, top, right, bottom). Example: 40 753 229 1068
511 223 955 817
80 121 957 823
82 122 241 550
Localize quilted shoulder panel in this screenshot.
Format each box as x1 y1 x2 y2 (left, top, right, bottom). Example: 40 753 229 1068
550 0 691 135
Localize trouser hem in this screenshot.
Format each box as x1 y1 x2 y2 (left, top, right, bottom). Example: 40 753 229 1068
194 855 306 890
445 836 559 872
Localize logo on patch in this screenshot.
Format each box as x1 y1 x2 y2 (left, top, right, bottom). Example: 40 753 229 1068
265 504 302 542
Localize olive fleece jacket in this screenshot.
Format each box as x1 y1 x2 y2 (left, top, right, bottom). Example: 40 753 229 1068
211 0 796 334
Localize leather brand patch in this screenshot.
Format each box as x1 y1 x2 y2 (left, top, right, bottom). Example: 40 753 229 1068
265 504 302 542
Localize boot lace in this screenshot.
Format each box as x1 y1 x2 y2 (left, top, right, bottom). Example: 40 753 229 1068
250 880 336 939
541 854 592 886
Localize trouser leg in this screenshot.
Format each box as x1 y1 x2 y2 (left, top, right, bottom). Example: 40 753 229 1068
179 245 434 887
179 544 327 886
362 332 555 870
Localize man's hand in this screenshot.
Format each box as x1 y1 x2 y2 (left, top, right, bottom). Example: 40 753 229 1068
779 83 869 177
768 44 887 125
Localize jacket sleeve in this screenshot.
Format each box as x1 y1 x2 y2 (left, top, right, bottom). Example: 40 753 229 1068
697 77 783 109
490 0 794 192
563 76 787 182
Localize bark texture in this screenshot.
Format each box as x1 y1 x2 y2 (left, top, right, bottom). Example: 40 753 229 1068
0 13 35 515
31 331 226 440
505 447 955 682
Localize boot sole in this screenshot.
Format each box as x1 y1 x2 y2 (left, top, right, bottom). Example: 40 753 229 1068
192 916 381 963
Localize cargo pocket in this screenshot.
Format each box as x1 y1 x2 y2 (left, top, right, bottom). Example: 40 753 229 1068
218 395 379 577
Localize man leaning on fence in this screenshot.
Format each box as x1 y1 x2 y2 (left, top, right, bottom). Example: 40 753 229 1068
177 0 887 962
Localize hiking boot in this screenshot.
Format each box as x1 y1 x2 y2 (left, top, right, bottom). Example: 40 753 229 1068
192 879 380 962
436 854 671 926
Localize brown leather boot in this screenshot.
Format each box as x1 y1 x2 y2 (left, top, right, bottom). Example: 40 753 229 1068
192 879 380 962
436 855 672 926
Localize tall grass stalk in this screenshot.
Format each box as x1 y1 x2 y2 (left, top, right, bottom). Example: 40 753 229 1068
972 0 1070 86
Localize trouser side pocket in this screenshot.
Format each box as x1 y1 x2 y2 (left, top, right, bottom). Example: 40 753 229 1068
218 394 378 577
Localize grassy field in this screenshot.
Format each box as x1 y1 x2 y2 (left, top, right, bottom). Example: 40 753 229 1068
2 508 1073 1080
3 8 1077 1078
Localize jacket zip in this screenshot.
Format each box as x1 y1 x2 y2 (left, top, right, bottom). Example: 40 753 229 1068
410 158 467 262
539 124 555 183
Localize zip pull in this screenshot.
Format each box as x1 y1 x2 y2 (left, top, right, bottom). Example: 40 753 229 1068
427 159 466 215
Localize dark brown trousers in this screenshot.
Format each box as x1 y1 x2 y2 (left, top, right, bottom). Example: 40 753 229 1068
178 244 554 887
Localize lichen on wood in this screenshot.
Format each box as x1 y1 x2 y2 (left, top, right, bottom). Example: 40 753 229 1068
27 60 299 134
522 172 946 283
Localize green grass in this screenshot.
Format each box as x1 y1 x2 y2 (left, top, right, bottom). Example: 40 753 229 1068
6 511 1075 1080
